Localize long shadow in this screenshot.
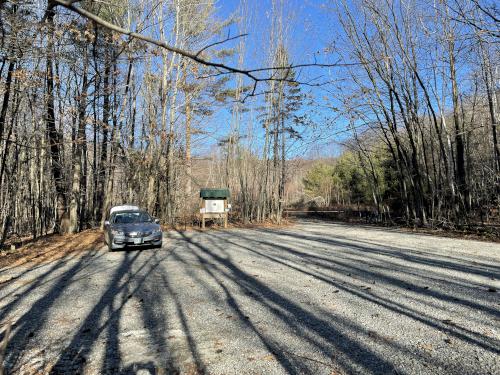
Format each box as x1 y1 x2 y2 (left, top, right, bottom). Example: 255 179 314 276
202 232 482 372
244 229 500 314
261 223 500 270
294 236 499 296
177 230 405 375
225 231 500 355
262 228 500 280
1 249 103 372
240 230 500 315
251 229 494 286
183 232 336 374
307 229 500 273
98 251 137 374
4 225 497 374
163 239 290 373
172 234 305 374
133 250 185 374
293 219 500 253
157 259 205 374
0 251 110 306
132 240 247 374
48 249 170 374
0 249 104 319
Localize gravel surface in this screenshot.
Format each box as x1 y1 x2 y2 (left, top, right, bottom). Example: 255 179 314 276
0 219 499 375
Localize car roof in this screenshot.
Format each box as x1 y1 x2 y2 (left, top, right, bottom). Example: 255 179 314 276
110 205 140 215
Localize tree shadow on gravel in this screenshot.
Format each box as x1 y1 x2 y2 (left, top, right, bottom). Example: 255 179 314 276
176 230 406 375
252 228 500 304
257 227 500 280
1 250 104 370
171 235 305 374
127 249 208 375
1 247 172 374
3 224 498 374
226 230 500 355
261 231 495 290
150 253 206 374
48 249 171 374
0 249 105 309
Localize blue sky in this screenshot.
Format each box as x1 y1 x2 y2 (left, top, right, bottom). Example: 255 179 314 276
92 0 482 161
214 0 337 68
192 0 348 159
191 0 481 161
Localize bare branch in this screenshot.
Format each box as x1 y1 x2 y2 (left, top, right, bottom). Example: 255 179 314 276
47 0 351 89
48 0 258 80
195 33 248 57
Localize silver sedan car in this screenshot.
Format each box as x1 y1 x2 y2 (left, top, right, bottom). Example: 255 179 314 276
104 209 162 251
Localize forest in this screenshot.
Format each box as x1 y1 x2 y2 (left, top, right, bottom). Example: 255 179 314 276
0 0 498 245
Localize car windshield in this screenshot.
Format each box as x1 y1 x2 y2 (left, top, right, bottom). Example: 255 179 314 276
112 211 152 224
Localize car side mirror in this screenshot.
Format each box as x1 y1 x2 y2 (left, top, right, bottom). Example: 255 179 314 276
104 220 110 227
154 218 160 224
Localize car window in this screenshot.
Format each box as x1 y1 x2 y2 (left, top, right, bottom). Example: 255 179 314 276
112 211 152 224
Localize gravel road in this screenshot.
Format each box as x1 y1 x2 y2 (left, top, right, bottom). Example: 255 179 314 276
0 219 499 375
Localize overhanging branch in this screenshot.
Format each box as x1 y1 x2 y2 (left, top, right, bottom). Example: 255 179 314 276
48 0 262 81
48 1 353 83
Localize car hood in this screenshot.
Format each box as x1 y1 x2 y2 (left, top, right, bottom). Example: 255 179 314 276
110 222 160 234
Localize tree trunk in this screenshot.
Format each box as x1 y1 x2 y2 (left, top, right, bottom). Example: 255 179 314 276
96 44 111 222
69 45 89 233
449 36 467 213
185 93 192 196
278 115 286 224
0 60 16 187
479 40 500 185
45 9 67 233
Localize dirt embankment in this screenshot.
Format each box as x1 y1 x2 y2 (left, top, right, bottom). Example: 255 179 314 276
0 230 103 270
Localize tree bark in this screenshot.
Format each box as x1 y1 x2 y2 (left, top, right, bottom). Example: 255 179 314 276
449 35 467 213
185 92 192 196
45 9 67 233
69 43 88 233
96 43 111 222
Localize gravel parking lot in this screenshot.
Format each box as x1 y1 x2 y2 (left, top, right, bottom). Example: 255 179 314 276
0 219 499 375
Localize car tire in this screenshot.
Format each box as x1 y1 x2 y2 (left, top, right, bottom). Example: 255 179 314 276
155 242 163 249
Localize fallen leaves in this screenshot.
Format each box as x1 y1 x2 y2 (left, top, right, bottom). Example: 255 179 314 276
418 343 433 352
0 229 104 269
262 354 276 361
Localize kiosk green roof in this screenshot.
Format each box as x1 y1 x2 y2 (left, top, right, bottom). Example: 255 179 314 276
200 188 230 199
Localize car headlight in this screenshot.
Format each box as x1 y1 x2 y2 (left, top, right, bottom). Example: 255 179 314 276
153 228 162 234
111 229 124 236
